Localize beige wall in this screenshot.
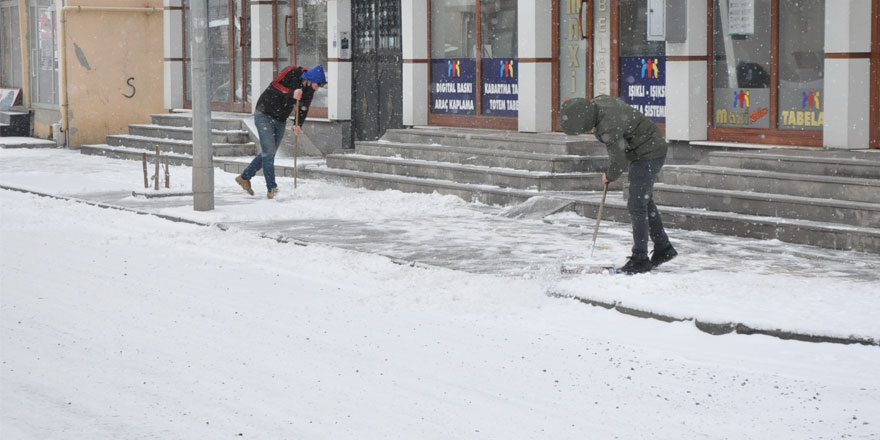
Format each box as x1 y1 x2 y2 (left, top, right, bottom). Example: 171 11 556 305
63 0 164 146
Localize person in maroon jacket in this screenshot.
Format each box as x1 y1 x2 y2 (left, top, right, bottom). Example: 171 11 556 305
236 65 326 199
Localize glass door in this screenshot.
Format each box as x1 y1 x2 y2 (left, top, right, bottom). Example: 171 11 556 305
184 0 251 112
29 0 57 106
277 0 328 116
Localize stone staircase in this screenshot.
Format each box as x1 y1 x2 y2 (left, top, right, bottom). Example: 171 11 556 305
308 127 613 205
79 113 256 163
634 149 880 253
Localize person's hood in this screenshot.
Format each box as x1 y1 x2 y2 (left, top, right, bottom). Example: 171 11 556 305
559 98 597 135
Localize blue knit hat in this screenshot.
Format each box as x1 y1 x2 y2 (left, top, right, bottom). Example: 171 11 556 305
302 65 327 87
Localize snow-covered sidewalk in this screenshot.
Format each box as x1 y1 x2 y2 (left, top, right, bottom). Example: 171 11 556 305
2 147 880 439
1 148 878 344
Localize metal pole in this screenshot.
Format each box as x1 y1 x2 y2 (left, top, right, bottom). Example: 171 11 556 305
294 98 300 189
190 0 213 211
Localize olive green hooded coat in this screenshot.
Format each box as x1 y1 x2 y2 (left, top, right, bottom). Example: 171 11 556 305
559 95 668 182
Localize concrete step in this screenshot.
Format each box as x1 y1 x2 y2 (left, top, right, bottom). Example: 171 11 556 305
705 150 880 179
0 111 29 136
661 165 880 204
651 183 880 228
355 141 608 173
128 124 249 144
294 165 549 206
150 113 245 131
381 127 606 156
79 144 196 166
562 194 880 254
325 153 608 191
301 165 880 254
105 134 256 157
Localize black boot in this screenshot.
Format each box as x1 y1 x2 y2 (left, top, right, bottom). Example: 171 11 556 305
650 244 678 268
620 255 652 275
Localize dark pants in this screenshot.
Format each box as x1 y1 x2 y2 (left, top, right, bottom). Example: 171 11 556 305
627 157 670 258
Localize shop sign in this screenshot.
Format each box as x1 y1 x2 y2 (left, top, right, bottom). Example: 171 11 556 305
778 87 823 130
713 88 770 128
559 0 587 101
481 59 518 117
728 0 755 36
593 0 611 95
619 56 666 123
431 59 477 115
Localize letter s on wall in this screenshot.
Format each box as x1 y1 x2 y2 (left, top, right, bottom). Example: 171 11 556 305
123 77 136 99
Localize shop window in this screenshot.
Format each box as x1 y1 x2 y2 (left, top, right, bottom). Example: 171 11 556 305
710 0 825 143
480 0 518 116
429 0 517 119
431 0 477 115
294 0 328 109
712 0 772 129
619 0 665 123
777 0 824 131
1 5 23 89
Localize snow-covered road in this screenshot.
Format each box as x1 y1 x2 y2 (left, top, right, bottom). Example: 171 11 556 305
2 186 879 439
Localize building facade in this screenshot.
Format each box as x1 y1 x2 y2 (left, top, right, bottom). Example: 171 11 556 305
0 0 165 144
2 1 878 149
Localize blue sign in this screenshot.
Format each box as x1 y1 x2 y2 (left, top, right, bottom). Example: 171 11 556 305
431 59 477 115
481 58 518 117
619 56 666 123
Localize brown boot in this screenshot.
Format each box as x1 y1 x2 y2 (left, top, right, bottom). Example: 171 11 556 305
235 175 254 195
267 187 279 199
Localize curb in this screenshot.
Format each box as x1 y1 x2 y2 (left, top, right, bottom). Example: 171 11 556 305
3 184 876 347
546 292 878 346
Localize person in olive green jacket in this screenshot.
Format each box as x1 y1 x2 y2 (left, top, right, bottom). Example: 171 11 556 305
559 95 677 274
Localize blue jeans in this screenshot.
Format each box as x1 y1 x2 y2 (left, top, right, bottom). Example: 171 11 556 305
242 110 287 191
627 157 670 258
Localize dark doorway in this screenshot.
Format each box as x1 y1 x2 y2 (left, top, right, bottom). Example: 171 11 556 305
352 0 403 141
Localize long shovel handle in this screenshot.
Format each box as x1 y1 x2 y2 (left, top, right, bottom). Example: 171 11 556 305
294 97 300 189
590 182 609 258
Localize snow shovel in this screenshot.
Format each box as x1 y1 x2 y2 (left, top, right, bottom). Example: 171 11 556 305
293 97 300 189
560 182 617 275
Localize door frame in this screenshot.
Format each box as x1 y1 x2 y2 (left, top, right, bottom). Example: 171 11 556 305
182 0 251 113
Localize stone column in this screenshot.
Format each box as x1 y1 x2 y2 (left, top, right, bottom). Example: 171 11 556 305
327 0 351 121
163 0 184 110
517 0 553 133
823 0 872 149
402 0 428 127
664 0 707 141
250 1 275 105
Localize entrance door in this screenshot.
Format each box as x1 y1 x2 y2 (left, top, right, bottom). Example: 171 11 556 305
352 0 402 141
184 0 251 112
29 0 57 106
